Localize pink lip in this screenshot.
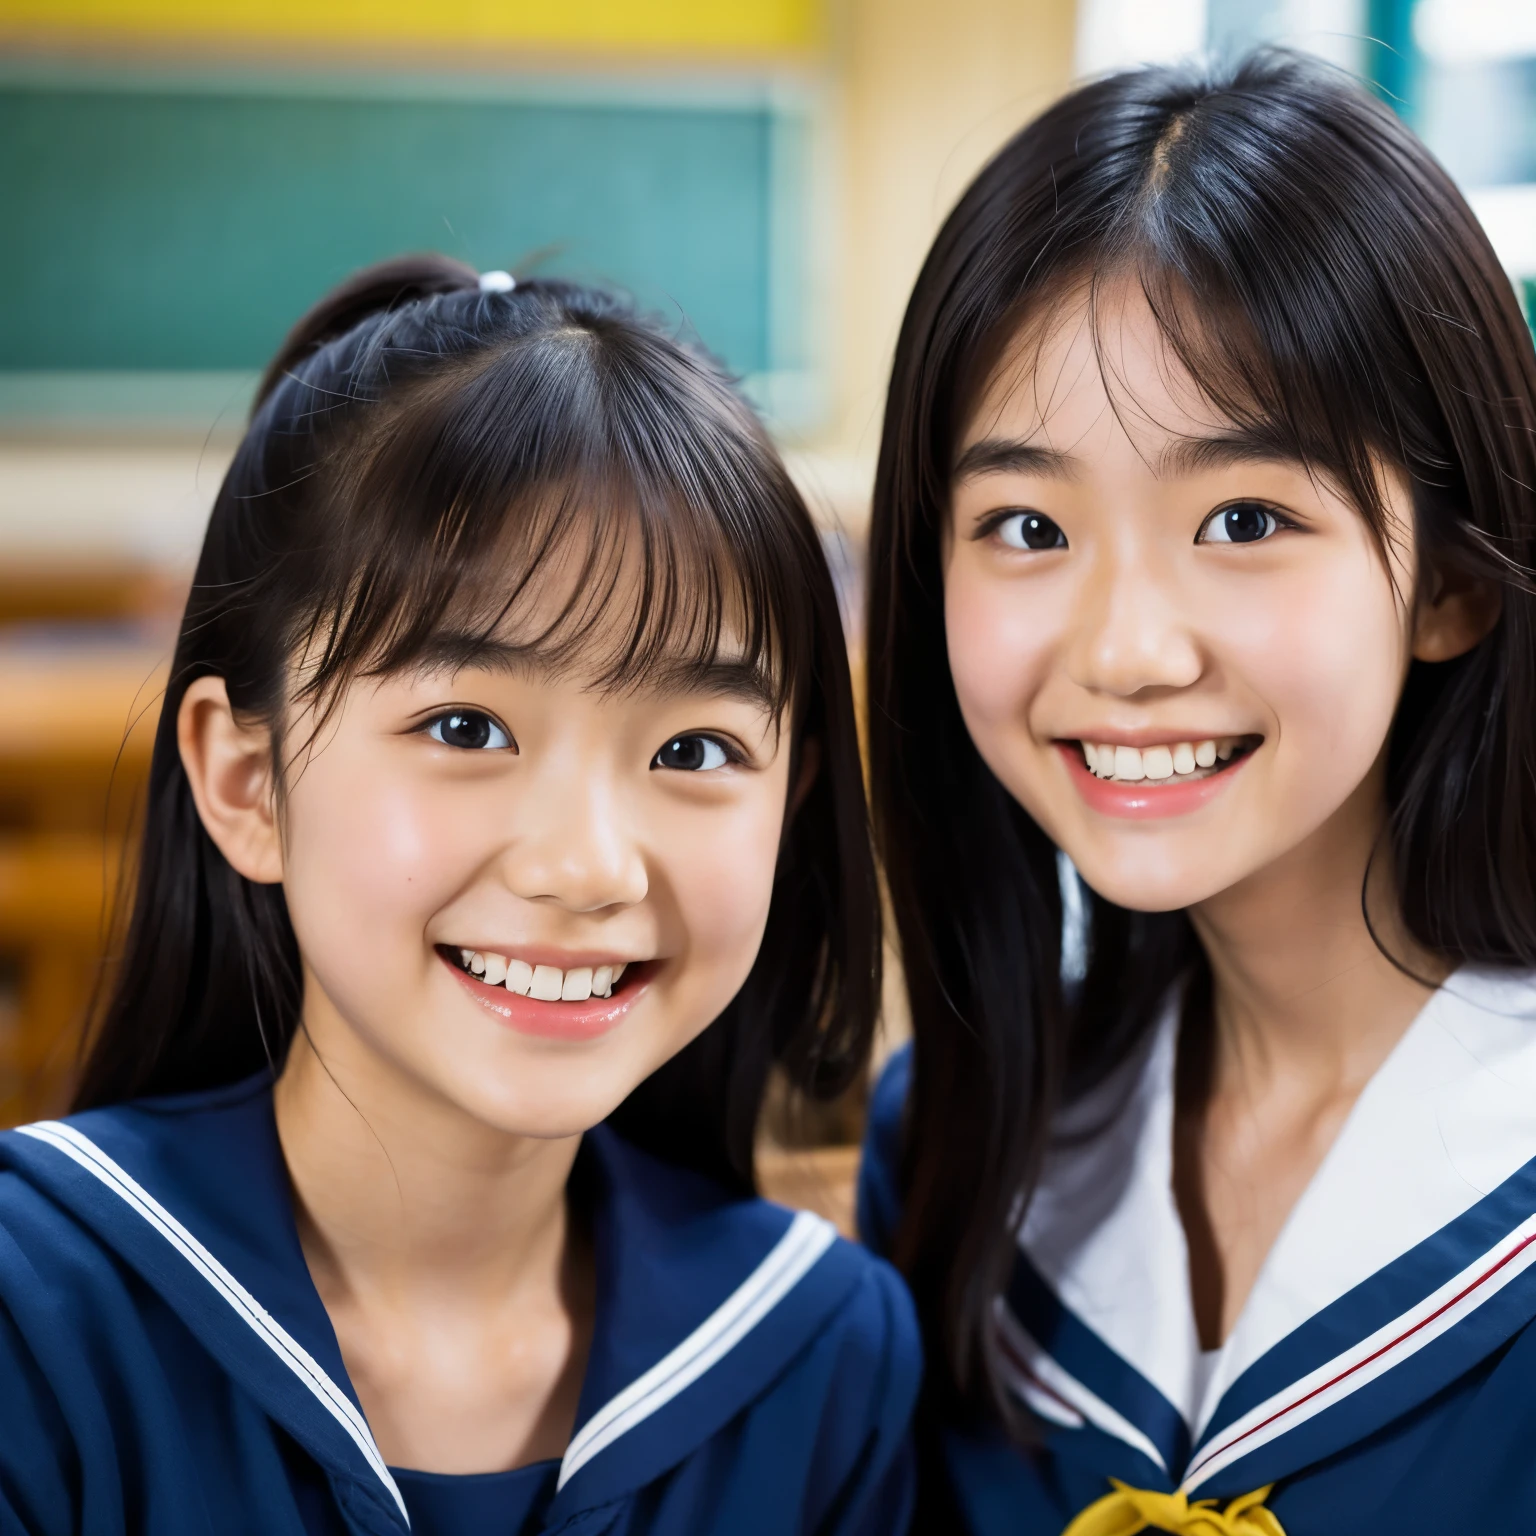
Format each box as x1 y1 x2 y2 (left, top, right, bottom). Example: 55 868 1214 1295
1055 740 1252 820
441 951 649 1041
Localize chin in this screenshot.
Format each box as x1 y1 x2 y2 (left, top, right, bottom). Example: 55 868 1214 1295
1070 850 1237 915
410 1046 623 1135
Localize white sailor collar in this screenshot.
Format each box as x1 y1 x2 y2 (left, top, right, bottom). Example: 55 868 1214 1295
0 1075 857 1531
1004 967 1536 1499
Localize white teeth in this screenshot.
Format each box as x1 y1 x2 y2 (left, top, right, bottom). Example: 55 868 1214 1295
1114 745 1145 781
459 952 634 1001
530 965 563 1001
1081 737 1244 783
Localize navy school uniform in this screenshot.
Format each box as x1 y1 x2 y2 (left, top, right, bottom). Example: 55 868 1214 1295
0 1073 920 1536
860 968 1536 1534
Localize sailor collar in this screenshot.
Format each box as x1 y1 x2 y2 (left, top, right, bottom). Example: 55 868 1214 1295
1005 966 1536 1501
0 1076 861 1533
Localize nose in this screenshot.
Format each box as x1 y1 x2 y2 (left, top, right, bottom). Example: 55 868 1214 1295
500 760 649 913
1067 540 1203 697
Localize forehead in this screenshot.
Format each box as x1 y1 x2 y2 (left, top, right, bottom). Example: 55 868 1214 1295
963 274 1246 465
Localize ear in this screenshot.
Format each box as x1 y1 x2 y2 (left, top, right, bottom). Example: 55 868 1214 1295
1411 562 1502 663
788 737 822 821
178 676 284 884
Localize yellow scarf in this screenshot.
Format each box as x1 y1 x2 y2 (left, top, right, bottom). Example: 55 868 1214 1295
1061 1481 1284 1536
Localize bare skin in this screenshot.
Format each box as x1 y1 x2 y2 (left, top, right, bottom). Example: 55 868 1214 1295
275 1029 593 1471
1172 759 1447 1345
944 277 1496 1349
178 556 799 1471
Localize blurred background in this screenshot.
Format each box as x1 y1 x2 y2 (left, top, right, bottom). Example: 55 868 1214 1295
0 0 1532 1209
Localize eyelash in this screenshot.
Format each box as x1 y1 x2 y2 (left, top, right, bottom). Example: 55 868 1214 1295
421 709 514 751
973 500 1299 549
651 733 743 773
420 713 745 771
1195 500 1298 545
974 508 1067 549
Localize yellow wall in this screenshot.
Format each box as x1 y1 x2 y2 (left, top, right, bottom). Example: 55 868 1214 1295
821 0 1076 471
0 0 820 55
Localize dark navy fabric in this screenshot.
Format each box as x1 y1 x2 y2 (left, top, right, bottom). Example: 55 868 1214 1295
0 1074 921 1536
392 1461 557 1536
859 1044 1536 1536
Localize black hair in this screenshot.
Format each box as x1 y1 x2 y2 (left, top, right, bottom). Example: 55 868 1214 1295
77 253 881 1195
867 52 1536 1424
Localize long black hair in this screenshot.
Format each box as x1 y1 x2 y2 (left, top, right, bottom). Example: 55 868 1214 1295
867 52 1536 1424
77 254 881 1195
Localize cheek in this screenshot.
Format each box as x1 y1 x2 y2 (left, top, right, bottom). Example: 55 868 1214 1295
280 747 476 966
1216 556 1406 775
661 790 787 987
944 558 1056 749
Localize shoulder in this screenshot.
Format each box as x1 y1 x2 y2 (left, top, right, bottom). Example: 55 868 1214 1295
813 1235 922 1398
856 1044 911 1258
0 1077 284 1368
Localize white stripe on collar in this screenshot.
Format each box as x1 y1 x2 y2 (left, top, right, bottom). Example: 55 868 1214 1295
995 1303 1165 1471
1010 1205 1536 1491
17 1120 408 1523
1185 1207 1536 1491
1019 968 1536 1437
557 1209 836 1489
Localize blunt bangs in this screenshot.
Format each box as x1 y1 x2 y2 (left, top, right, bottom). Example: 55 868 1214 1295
273 308 806 730
78 262 881 1199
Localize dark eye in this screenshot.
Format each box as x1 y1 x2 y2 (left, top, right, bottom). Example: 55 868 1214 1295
1200 501 1281 545
652 735 729 772
427 711 512 750
996 511 1067 551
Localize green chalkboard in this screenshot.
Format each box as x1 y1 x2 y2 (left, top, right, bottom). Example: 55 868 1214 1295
0 74 803 381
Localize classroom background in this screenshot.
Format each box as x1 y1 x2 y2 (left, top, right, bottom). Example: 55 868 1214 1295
1 0 1533 1217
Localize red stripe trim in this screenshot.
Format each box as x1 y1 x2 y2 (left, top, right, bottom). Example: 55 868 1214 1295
1191 1229 1536 1476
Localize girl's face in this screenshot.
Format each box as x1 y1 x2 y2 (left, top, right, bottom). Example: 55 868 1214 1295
192 557 797 1141
943 282 1426 913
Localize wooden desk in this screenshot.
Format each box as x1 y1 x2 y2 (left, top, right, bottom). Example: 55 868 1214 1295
757 1145 862 1238
0 632 167 1123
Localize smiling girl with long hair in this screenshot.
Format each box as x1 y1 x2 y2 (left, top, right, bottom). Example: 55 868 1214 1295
861 51 1536 1535
0 257 918 1536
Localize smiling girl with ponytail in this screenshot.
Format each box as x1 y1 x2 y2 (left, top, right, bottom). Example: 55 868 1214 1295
0 254 918 1536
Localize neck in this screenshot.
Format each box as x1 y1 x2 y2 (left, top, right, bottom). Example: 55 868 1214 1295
1188 760 1447 1102
273 999 582 1306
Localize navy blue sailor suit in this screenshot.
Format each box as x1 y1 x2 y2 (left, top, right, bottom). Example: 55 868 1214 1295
860 967 1536 1535
0 1073 920 1536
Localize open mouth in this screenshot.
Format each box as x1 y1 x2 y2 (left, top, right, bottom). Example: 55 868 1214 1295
438 946 647 1003
1074 734 1261 785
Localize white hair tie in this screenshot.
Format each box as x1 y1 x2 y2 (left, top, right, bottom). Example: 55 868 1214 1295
478 269 516 294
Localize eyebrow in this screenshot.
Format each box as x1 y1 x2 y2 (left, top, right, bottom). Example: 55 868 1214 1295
952 424 1307 484
408 633 781 713
953 438 1080 482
